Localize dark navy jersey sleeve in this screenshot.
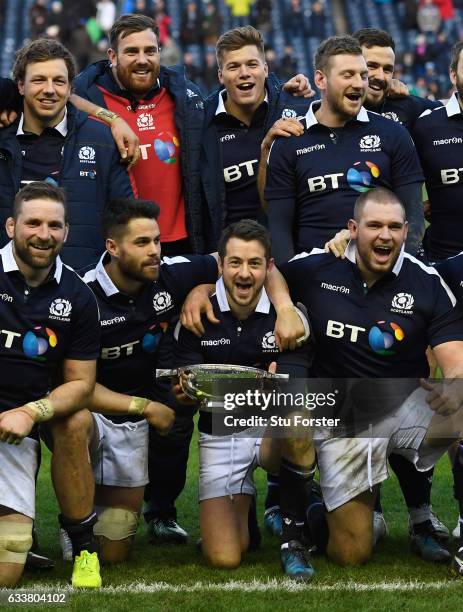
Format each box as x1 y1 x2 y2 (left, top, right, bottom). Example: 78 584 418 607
264 136 298 201
159 254 218 306
388 122 424 188
424 268 463 348
65 276 101 360
434 253 463 303
0 77 22 112
173 319 205 367
279 249 326 304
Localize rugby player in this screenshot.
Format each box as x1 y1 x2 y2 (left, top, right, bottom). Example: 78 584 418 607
0 39 135 270
264 35 425 264
52 198 219 565
280 186 463 566
353 28 441 131
173 219 316 580
0 182 100 587
412 41 463 261
201 25 311 244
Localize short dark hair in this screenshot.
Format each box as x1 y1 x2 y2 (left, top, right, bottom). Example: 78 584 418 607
13 38 76 83
109 14 160 51
353 28 395 52
450 41 463 73
101 198 160 239
216 26 265 69
218 219 271 261
314 35 362 73
353 187 406 222
13 181 67 220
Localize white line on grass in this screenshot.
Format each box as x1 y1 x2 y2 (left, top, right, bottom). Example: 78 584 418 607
6 579 462 593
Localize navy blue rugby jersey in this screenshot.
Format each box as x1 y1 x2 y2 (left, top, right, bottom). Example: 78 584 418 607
173 277 309 433
280 242 463 378
412 93 463 260
0 242 100 413
434 252 463 304
365 95 440 133
82 253 218 402
265 101 423 251
215 91 269 225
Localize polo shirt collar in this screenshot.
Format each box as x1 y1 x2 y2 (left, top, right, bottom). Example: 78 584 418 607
215 276 271 313
304 100 369 128
0 240 63 282
446 92 462 117
94 251 119 297
345 239 405 276
17 107 68 136
215 88 269 116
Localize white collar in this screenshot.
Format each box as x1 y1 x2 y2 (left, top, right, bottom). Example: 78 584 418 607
0 240 63 282
215 88 269 116
93 252 119 297
446 91 462 117
215 276 271 313
345 239 405 276
304 100 369 128
17 107 68 136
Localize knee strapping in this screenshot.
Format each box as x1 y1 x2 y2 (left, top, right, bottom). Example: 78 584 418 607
0 522 33 565
94 508 139 541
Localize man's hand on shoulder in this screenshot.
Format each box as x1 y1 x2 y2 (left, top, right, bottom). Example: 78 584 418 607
0 109 18 128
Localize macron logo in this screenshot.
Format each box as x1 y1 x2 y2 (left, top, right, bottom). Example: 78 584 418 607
201 338 231 346
297 144 325 155
321 282 350 294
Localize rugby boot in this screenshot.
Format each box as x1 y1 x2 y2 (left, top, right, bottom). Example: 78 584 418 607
71 550 102 588
148 517 188 544
281 540 315 581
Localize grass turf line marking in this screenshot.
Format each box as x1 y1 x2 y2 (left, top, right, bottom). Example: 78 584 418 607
6 580 462 593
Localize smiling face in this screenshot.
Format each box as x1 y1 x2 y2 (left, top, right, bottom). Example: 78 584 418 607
349 198 408 285
6 197 68 272
17 59 71 129
218 45 268 116
108 28 160 97
219 237 272 318
361 44 395 108
316 53 368 121
107 217 162 284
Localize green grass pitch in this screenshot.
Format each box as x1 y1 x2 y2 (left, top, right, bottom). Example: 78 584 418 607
6 424 463 611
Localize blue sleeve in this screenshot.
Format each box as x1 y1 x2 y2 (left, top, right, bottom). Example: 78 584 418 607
107 145 135 199
428 276 463 348
390 124 424 187
0 78 21 112
267 198 296 265
66 284 101 360
264 137 297 201
160 255 218 304
173 320 205 368
279 255 312 304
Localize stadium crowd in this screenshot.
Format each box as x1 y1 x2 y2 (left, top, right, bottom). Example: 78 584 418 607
1 1 463 591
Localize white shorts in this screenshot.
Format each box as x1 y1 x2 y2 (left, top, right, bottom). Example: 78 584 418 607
316 387 445 511
0 437 39 519
91 414 149 488
199 429 263 501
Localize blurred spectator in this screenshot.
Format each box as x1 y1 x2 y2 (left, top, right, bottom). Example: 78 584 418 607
160 35 182 65
430 31 452 74
265 47 280 74
134 0 155 16
225 0 256 27
202 49 218 93
410 76 429 96
434 0 455 20
308 0 326 39
154 0 172 44
255 0 272 33
417 0 442 35
29 0 49 40
404 0 419 29
283 0 307 38
45 1 66 41
96 0 116 36
181 1 203 45
67 23 95 71
184 50 202 82
201 2 223 46
413 33 433 77
280 45 298 81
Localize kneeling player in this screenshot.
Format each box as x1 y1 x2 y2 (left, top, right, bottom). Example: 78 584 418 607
63 198 220 563
0 183 100 586
173 220 316 580
281 187 463 566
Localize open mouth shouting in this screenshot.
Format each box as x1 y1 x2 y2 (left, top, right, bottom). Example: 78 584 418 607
372 244 393 264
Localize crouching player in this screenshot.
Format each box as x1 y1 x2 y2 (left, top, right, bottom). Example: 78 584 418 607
172 220 316 580
54 198 219 565
0 183 100 586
